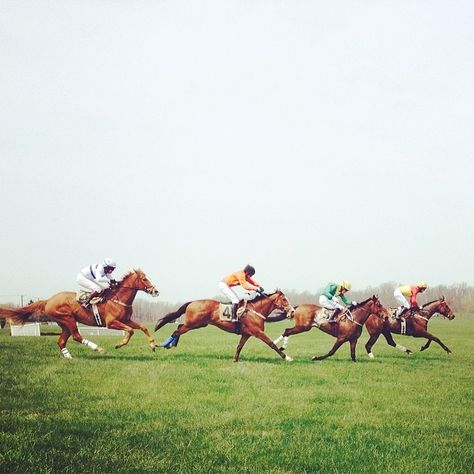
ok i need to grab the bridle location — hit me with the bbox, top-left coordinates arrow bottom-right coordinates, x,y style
345,298 -> 383,326
244,292 -> 295,320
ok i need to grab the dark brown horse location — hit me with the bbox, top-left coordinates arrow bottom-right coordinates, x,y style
0,269 -> 159,358
273,296 -> 388,361
154,290 -> 295,362
364,297 -> 455,358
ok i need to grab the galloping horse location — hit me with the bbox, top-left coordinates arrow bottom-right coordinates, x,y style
364,297 -> 455,358
0,269 -> 159,358
154,290 -> 296,362
273,296 -> 388,361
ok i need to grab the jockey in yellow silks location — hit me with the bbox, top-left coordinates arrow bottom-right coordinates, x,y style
393,281 -> 428,317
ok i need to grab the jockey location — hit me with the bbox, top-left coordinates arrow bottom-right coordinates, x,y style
76,258 -> 117,302
394,281 -> 428,318
319,281 -> 356,323
218,264 -> 264,321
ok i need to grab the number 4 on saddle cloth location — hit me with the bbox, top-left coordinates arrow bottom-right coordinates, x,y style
219,302 -> 246,322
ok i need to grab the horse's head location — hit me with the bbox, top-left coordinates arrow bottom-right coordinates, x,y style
123,269 -> 160,297
362,295 -> 388,319
272,289 -> 296,316
436,296 -> 455,320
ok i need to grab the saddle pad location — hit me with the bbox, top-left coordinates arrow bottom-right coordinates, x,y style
313,308 -> 334,327
219,303 -> 233,321
77,291 -> 89,304
219,303 -> 245,321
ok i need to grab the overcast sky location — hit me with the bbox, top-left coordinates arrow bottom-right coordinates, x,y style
1,1 -> 473,304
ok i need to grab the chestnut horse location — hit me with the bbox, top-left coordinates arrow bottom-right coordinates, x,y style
0,269 -> 159,358
364,297 -> 455,358
154,290 -> 295,362
273,296 -> 388,361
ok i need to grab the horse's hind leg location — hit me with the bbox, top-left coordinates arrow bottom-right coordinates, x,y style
383,330 -> 412,355
365,333 -> 380,359
274,326 -> 310,351
68,321 -> 105,354
126,319 -> 158,351
57,324 -> 72,358
312,337 -> 345,361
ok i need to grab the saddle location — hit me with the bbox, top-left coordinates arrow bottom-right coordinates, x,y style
312,308 -> 336,327
76,291 -> 104,307
391,307 -> 417,320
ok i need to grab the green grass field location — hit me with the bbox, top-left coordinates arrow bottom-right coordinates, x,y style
1,315 -> 473,473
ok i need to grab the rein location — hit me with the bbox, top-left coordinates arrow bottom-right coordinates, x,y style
344,299 -> 383,326
106,281 -> 155,309
243,294 -> 290,320
344,309 -> 363,326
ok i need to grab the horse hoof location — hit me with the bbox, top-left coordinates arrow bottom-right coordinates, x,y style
407,350 -> 412,355
285,356 -> 293,362
311,356 -> 319,361
368,352 -> 375,359
96,347 -> 105,353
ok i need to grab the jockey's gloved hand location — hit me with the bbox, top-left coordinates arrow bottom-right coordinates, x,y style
258,287 -> 265,293
109,279 -> 117,286
352,301 -> 357,306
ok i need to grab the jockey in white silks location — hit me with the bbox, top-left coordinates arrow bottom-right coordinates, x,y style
76,258 -> 117,298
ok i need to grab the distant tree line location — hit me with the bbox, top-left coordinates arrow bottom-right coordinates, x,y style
132,282 -> 474,322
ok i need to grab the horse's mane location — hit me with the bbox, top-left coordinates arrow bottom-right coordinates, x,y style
354,296 -> 374,307
251,291 -> 279,303
423,298 -> 443,307
102,269 -> 144,298
119,269 -> 144,281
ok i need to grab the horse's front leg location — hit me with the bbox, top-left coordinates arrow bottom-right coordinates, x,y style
234,334 -> 250,362
106,319 -> 134,349
312,337 -> 345,361
126,319 -> 159,351
415,331 -> 452,354
349,338 -> 357,362
254,330 -> 293,362
420,339 -> 432,351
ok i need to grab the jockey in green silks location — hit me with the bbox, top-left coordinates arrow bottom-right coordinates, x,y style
319,281 -> 356,323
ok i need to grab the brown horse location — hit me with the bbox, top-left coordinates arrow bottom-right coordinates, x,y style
273,296 -> 388,361
364,297 -> 455,358
0,269 -> 159,358
154,290 -> 296,362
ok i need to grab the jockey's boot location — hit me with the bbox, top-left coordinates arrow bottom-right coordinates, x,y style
231,303 -> 238,322
87,290 -> 103,306
328,309 -> 340,323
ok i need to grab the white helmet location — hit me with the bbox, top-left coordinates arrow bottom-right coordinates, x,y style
103,258 -> 116,268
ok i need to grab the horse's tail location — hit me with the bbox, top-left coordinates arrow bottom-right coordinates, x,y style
154,302 -> 191,332
0,300 -> 47,325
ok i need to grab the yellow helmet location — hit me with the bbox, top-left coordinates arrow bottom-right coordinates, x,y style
341,280 -> 352,291
417,280 -> 428,289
